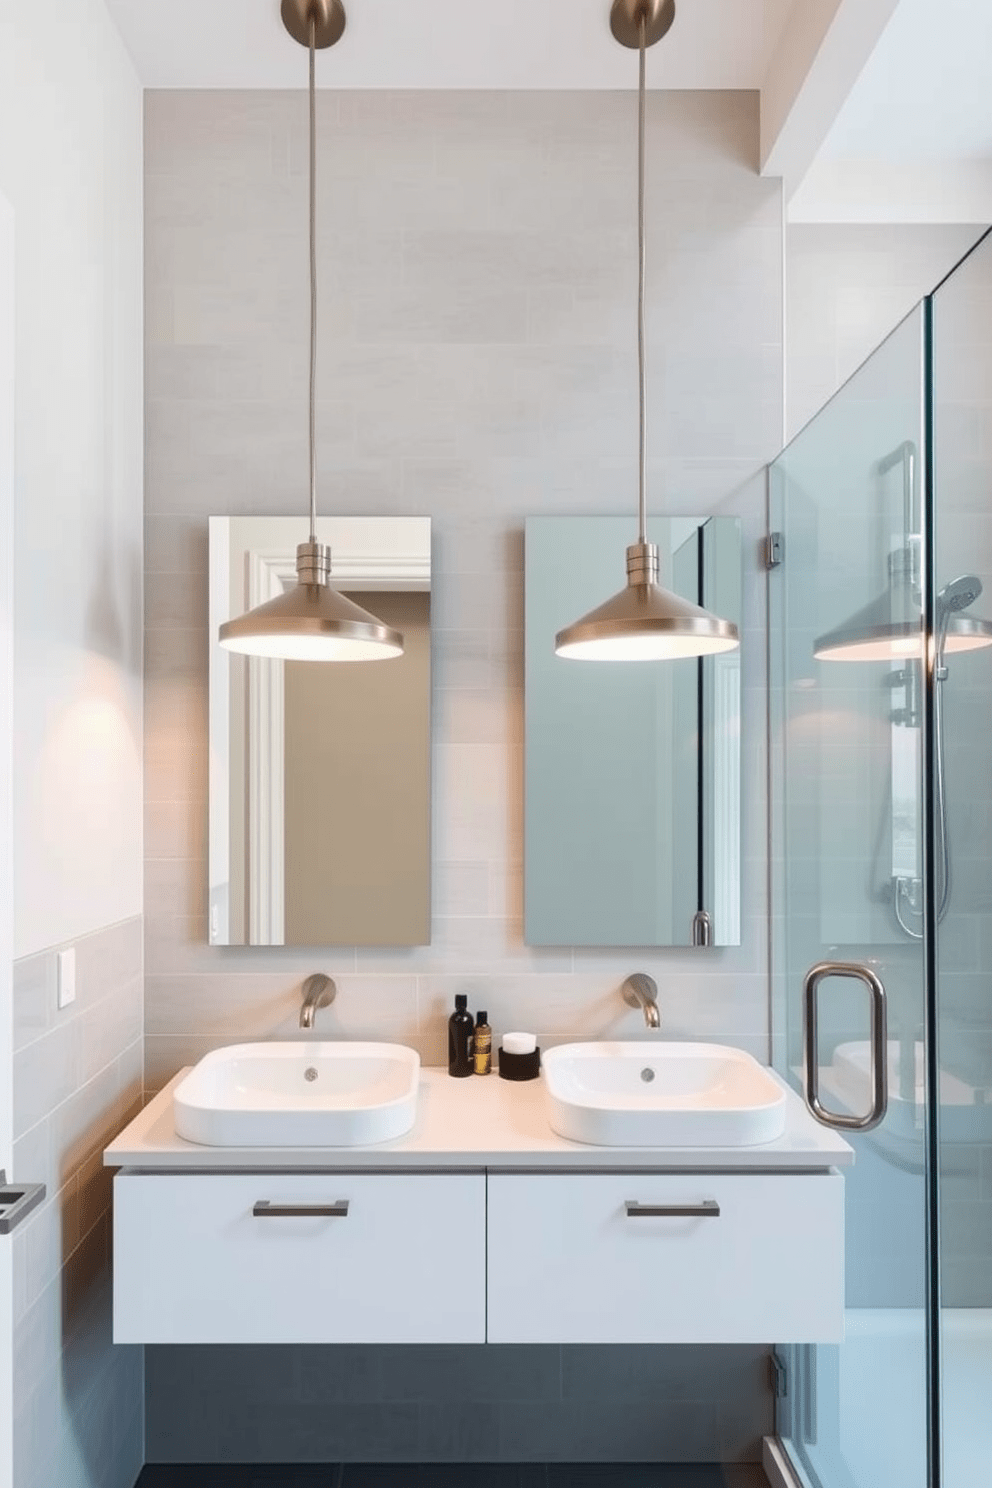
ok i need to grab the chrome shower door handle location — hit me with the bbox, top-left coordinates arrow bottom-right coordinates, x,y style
803,961 -> 888,1132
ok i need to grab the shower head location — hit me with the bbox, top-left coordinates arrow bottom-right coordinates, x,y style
935,573 -> 992,663
937,574 -> 983,614
816,564 -> 992,663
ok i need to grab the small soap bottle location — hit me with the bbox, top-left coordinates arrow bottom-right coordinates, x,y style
473,1011 -> 492,1076
448,993 -> 474,1078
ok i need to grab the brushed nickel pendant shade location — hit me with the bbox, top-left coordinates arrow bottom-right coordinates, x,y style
556,1 -> 739,663
219,1 -> 403,663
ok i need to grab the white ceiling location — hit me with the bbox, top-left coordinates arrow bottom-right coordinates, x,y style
822,0 -> 992,161
103,0 -> 795,91
103,0 -> 992,219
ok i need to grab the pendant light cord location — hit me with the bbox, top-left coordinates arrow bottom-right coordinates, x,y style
309,17 -> 318,545
637,15 -> 647,546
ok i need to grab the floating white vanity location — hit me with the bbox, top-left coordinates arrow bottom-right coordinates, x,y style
105,1056 -> 852,1350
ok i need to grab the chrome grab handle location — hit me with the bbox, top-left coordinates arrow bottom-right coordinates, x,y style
625,1200 -> 720,1219
252,1200 -> 350,1218
803,961 -> 888,1132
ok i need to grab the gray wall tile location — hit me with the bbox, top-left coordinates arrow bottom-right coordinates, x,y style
497,1399 -> 721,1463
146,1343 -> 767,1466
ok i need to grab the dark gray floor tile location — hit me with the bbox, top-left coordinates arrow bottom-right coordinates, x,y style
546,1469 -> 723,1488
135,1464 -> 766,1488
342,1469 -> 547,1488
545,1470 -> 769,1488
248,1473 -> 341,1487
137,1470 -> 342,1486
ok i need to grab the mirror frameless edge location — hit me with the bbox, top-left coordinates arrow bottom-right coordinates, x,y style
523,514 -> 743,949
208,515 -> 432,948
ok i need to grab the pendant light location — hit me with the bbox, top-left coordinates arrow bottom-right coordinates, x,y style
555,0 -> 739,662
219,0 -> 403,663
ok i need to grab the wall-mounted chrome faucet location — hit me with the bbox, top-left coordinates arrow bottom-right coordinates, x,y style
299,973 -> 336,1029
621,973 -> 661,1029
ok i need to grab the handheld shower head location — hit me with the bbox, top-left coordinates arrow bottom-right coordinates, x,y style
937,574 -> 983,614
935,574 -> 991,664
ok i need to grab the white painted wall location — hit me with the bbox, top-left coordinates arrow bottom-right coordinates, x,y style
0,0 -> 144,957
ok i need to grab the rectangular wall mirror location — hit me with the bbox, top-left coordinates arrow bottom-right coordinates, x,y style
209,516 -> 431,947
525,515 -> 741,947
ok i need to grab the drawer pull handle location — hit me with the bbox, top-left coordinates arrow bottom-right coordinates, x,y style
252,1200 -> 350,1218
625,1200 -> 720,1219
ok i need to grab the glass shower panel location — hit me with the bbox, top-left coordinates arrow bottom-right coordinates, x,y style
931,227 -> 992,1488
769,307 -> 931,1488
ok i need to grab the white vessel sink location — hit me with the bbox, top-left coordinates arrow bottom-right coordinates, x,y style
173,1042 -> 420,1148
542,1041 -> 787,1147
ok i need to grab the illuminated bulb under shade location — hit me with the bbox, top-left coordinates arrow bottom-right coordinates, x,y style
219,542 -> 403,662
220,630 -> 404,663
815,619 -> 992,663
814,546 -> 992,662
556,627 -> 739,661
555,543 -> 739,661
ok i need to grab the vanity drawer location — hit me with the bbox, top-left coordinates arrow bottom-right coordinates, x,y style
114,1171 -> 486,1344
486,1171 -> 843,1344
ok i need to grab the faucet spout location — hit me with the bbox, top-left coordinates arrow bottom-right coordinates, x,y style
621,973 -> 661,1029
300,973 -> 336,1029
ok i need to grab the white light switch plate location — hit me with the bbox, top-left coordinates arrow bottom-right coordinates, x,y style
57,948 -> 76,1009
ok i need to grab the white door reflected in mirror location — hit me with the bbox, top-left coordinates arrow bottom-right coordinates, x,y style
209,516 -> 431,947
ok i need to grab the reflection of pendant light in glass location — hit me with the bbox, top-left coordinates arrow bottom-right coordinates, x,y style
814,553 -> 992,662
814,541 -> 925,663
814,443 -> 992,662
555,0 -> 739,662
219,0 -> 403,663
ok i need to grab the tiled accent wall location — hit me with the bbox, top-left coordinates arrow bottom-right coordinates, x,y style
11,916 -> 144,1488
144,88 -> 779,1082
145,1344 -> 772,1465
144,88 -> 782,1463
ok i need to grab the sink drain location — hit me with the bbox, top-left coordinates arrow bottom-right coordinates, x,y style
640,1067 -> 655,1083
304,1067 -> 318,1082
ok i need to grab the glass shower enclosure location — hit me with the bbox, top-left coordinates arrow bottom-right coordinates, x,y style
768,227 -> 992,1488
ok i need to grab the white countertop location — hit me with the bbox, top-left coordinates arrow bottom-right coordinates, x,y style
104,1065 -> 854,1172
